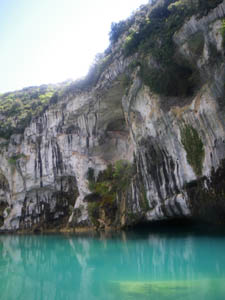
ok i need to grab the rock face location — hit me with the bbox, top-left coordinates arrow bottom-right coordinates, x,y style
0,0 -> 225,231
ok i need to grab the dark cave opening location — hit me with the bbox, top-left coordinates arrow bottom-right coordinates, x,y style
128,218 -> 225,237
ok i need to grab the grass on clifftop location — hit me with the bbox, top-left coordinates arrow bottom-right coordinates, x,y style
0,82 -> 73,139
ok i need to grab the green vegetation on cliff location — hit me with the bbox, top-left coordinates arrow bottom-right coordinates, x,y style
86,160 -> 134,227
181,125 -> 205,177
0,80 -> 74,139
110,0 -> 222,96
122,0 -> 223,58
69,0 -> 222,98
7,154 -> 26,166
0,85 -> 56,139
220,19 -> 225,48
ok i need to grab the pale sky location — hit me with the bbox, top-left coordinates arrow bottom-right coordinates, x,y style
0,0 -> 148,93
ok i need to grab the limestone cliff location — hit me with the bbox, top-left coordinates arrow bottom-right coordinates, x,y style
0,0 -> 225,232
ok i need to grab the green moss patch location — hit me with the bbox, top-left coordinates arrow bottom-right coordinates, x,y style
7,154 -> 27,166
220,19 -> 225,49
181,125 -> 205,177
86,161 -> 135,227
188,32 -> 205,56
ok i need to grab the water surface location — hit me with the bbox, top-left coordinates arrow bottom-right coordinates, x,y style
1,226 -> 225,300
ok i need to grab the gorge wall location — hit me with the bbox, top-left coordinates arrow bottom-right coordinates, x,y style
0,0 -> 225,232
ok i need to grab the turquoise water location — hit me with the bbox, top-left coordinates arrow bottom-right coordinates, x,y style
1,228 -> 225,300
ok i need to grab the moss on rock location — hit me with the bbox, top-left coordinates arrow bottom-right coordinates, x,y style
220,19 -> 225,49
86,160 -> 135,228
181,125 -> 205,177
188,32 -> 205,56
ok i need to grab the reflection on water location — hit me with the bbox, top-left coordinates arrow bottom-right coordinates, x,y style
0,230 -> 225,300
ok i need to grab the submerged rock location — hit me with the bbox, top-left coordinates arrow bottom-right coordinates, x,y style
109,279 -> 225,299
